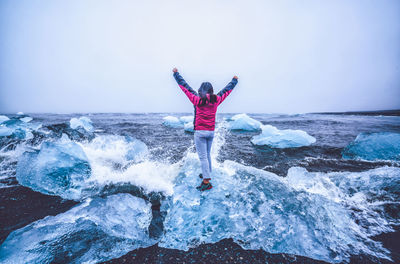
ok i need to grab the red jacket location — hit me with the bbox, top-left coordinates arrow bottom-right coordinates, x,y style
174,72 -> 238,131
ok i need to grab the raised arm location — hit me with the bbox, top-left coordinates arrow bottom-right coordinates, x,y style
173,68 -> 200,105
217,76 -> 238,105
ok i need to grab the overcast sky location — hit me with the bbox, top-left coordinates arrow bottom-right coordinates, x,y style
0,0 -> 399,114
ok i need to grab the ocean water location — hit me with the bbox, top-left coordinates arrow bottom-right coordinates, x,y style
0,112 -> 399,263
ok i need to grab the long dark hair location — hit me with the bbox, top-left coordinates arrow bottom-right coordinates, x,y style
198,82 -> 217,106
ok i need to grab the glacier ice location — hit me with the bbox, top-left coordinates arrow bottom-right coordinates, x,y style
16,135 -> 91,200
77,134 -> 177,195
19,116 -> 33,123
80,135 -> 149,166
16,132 -> 173,199
0,115 -> 9,124
70,116 -> 94,132
342,132 -> 400,161
163,116 -> 183,128
0,126 -> 13,137
163,115 -> 194,131
180,115 -> 194,123
0,117 -> 42,139
125,137 -> 149,162
251,125 -> 316,148
285,166 -> 400,235
184,122 -> 194,133
227,113 -> 262,131
159,154 -> 392,263
0,194 -> 154,264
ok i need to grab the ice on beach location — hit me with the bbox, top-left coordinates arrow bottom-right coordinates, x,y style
0,127 -> 13,137
125,137 -> 149,162
179,115 -> 194,123
0,117 -> 41,139
163,116 -> 183,128
251,124 -> 316,148
184,122 -> 194,133
16,135 -> 91,200
342,132 -> 400,161
81,135 -> 149,166
19,116 -> 33,123
227,113 -> 262,131
0,194 -> 154,264
0,115 -> 9,124
163,115 -> 194,132
79,134 -> 176,196
70,116 -> 94,132
159,154 -> 394,263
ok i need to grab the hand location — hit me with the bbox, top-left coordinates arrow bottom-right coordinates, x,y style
233,75 -> 238,79
173,67 -> 178,73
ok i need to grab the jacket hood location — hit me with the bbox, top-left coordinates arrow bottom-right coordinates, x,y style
198,82 -> 214,97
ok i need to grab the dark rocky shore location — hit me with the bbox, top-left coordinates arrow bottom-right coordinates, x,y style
1,185 -> 399,264
103,238 -> 329,264
103,236 -> 399,264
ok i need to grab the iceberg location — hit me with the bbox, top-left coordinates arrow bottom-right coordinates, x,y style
179,115 -> 194,123
46,123 -> 94,142
162,116 -> 183,128
0,115 -> 9,124
126,137 -> 149,162
0,117 -> 42,139
342,132 -> 400,161
79,134 -> 176,196
227,113 -> 262,131
0,126 -> 13,137
16,135 -> 91,200
163,115 -> 194,131
251,125 -> 316,148
70,116 -> 94,132
20,116 -> 33,123
0,194 -> 154,264
81,135 -> 149,166
159,155 -> 393,263
184,122 -> 194,133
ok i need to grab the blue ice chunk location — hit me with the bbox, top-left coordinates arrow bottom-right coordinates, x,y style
285,166 -> 400,238
125,136 -> 149,162
0,117 -> 41,139
227,113 -> 262,131
0,194 -> 154,264
179,116 -> 194,123
163,116 -> 183,128
70,116 -> 94,132
342,132 -> 400,161
2,118 -> 25,128
0,115 -> 9,124
163,115 -> 194,132
16,136 -> 91,200
0,126 -> 13,137
20,116 -> 33,123
184,122 -> 194,133
82,135 -> 149,165
251,125 -> 316,148
159,155 -> 392,263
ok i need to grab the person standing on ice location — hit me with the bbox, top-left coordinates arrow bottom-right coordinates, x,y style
172,67 -> 238,191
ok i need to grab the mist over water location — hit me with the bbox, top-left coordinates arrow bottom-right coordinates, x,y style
1,0 -> 400,114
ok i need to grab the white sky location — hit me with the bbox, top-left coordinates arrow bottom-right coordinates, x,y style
0,0 -> 399,114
